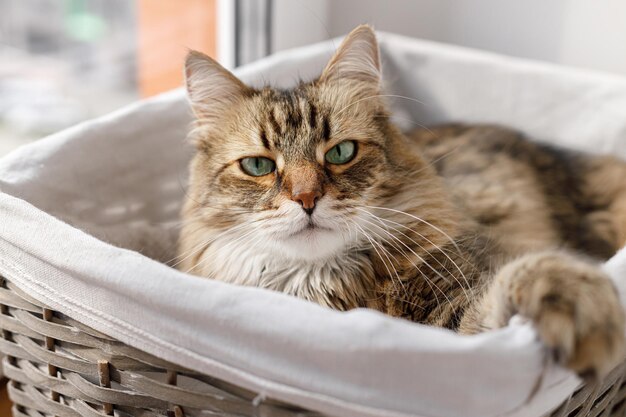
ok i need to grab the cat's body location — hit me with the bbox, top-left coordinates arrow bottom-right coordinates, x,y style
387,124 -> 626,332
179,26 -> 626,377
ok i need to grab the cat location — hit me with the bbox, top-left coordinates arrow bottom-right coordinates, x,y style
178,25 -> 626,378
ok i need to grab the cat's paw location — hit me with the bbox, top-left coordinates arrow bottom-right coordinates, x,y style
505,253 -> 625,378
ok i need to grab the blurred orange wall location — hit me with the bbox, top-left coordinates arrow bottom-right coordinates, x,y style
137,0 -> 217,97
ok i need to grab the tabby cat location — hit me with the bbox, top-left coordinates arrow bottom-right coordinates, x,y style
178,25 -> 626,378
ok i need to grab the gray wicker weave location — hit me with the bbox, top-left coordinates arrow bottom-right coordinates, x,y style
0,275 -> 624,417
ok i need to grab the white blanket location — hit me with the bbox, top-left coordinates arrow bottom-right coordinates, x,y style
1,32 -> 626,417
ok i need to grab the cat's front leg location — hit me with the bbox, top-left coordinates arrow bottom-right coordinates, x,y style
462,251 -> 625,378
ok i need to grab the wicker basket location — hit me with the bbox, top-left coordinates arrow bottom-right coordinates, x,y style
0,275 -> 624,417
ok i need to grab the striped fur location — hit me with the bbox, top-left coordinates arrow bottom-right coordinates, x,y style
179,25 -> 626,378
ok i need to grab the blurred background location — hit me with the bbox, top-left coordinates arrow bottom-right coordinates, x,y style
2,0 -> 626,156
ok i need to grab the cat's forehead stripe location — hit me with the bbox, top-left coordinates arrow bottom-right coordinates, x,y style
308,102 -> 317,129
322,116 -> 331,141
258,90 -> 336,154
259,127 -> 270,150
268,108 -> 282,136
284,97 -> 303,131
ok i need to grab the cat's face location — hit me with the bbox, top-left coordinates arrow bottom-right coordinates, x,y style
197,87 -> 394,260
183,26 -> 427,263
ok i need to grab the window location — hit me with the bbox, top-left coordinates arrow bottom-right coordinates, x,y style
0,0 -> 221,154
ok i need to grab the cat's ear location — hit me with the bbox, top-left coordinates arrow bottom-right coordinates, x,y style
319,25 -> 381,89
184,50 -> 249,121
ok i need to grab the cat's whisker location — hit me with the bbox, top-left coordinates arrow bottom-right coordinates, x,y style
372,114 -> 443,141
184,222 -> 264,274
352,223 -> 397,284
363,205 -> 462,254
357,215 -> 450,311
341,218 -> 363,258
359,208 -> 473,304
360,223 -> 404,281
408,145 -> 462,178
357,220 -> 425,309
343,216 -> 369,253
359,210 -> 470,288
336,94 -> 429,117
170,223 -> 249,268
339,218 -> 353,247
171,218 -> 265,268
362,206 -> 475,298
200,204 -> 258,214
220,222 -> 269,253
352,228 -> 403,306
250,238 -> 269,255
170,222 -> 243,264
380,216 -> 472,291
375,114 -> 429,129
358,222 -> 430,311
359,222 -> 423,308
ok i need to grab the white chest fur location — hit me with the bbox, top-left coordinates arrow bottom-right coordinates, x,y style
197,240 -> 376,309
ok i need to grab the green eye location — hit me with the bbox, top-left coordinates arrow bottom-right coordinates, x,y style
325,141 -> 356,164
240,157 -> 276,176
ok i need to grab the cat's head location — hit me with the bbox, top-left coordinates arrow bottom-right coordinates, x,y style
183,26 -> 446,264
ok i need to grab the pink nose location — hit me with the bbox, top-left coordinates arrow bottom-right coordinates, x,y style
291,190 -> 322,214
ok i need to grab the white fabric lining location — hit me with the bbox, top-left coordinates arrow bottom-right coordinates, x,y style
1,32 -> 625,417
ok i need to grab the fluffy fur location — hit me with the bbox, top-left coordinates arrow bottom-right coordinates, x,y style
178,25 -> 626,378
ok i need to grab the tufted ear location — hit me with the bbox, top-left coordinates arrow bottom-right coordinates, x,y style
319,25 -> 381,89
184,50 -> 249,122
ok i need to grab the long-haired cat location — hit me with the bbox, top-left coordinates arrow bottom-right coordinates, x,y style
178,25 -> 626,378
